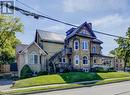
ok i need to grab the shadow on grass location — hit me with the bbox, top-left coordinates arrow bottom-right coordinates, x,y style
59,72 -> 103,83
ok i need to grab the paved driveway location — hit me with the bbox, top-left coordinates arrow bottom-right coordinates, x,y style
0,79 -> 13,91
30,81 -> 130,95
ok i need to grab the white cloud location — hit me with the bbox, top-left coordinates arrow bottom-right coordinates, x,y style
91,14 -> 130,54
63,0 -> 128,12
92,14 -> 130,36
44,24 -> 70,34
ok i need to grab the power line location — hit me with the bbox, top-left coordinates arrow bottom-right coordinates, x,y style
3,1 -> 125,38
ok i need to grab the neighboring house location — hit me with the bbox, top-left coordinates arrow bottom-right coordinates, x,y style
16,22 -> 124,77
16,42 -> 47,77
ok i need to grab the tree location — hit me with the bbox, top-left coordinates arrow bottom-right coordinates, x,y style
0,15 -> 23,64
110,27 -> 130,71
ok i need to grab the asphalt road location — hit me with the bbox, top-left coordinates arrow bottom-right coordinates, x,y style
29,81 -> 130,95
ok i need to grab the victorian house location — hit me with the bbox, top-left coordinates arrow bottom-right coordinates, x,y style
16,22 -> 124,77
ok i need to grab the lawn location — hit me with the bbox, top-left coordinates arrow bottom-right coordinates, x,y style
13,72 -> 130,88
5,77 -> 130,95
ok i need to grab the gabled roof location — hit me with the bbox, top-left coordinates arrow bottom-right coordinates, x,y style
92,38 -> 103,44
66,22 -> 96,39
17,42 -> 47,55
36,29 -> 66,43
16,44 -> 28,53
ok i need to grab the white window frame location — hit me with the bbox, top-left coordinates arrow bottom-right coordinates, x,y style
74,40 -> 79,50
74,55 -> 80,65
83,56 -> 88,64
29,51 -> 38,64
93,46 -> 96,53
62,58 -> 66,63
82,40 -> 88,50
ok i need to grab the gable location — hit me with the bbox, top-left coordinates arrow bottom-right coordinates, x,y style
20,42 -> 47,55
75,22 -> 96,38
66,22 -> 96,40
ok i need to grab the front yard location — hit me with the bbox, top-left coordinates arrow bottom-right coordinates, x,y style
13,72 -> 130,88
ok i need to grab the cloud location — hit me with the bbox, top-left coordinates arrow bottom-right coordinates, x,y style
92,14 -> 130,36
91,14 -> 130,54
44,24 -> 70,34
63,0 -> 128,12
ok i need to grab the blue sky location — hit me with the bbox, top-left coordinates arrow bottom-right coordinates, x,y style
15,0 -> 130,55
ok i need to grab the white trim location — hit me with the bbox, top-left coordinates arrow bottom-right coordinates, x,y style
20,42 -> 46,55
74,40 -> 79,51
74,55 -> 80,65
29,51 -> 39,64
82,40 -> 88,50
83,56 -> 88,64
92,46 -> 96,53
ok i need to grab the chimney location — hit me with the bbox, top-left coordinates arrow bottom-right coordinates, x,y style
88,23 -> 92,29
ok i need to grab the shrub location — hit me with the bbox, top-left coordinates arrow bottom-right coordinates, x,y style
92,67 -> 108,72
20,65 -> 33,79
37,71 -> 48,76
108,67 -> 116,72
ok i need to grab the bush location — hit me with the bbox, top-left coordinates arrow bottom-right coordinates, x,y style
92,67 -> 107,72
20,65 -> 33,79
37,71 -> 48,76
108,67 -> 116,72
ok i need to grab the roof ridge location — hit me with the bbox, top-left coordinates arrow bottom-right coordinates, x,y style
36,29 -> 65,35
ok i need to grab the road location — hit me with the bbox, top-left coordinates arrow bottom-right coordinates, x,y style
29,81 -> 130,95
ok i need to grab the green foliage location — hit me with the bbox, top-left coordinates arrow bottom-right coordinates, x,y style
20,65 -> 33,79
13,72 -> 130,88
110,27 -> 130,70
37,71 -> 48,76
92,67 -> 108,72
0,15 -> 23,64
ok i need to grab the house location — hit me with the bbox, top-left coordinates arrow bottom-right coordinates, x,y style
16,22 -> 124,77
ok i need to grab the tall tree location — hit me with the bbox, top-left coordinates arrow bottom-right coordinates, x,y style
110,27 -> 130,71
0,15 -> 23,64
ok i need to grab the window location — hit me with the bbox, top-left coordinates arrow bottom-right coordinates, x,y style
93,46 -> 96,53
29,52 -> 38,64
74,40 -> 79,50
83,56 -> 88,64
82,40 -> 88,50
94,59 -> 96,63
59,58 -> 62,62
74,55 -> 79,64
82,29 -> 87,34
62,58 -> 66,63
59,58 -> 66,63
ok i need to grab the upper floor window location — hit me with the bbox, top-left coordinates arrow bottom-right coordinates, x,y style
29,52 -> 38,64
82,40 -> 88,50
74,40 -> 79,50
82,29 -> 87,34
92,46 -> 96,53
83,56 -> 88,64
59,58 -> 66,63
74,55 -> 79,64
62,58 -> 66,63
94,59 -> 96,64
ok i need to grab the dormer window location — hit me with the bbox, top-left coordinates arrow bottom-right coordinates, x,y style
74,40 -> 79,50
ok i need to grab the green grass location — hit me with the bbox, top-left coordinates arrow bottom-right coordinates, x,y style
4,77 -> 130,95
13,72 -> 130,88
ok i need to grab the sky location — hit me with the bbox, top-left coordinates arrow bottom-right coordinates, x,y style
14,0 -> 130,55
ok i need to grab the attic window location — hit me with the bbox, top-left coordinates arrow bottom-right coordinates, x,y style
81,29 -> 88,35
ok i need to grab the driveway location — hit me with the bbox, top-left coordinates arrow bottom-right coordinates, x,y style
0,79 -> 13,91
29,81 -> 130,95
